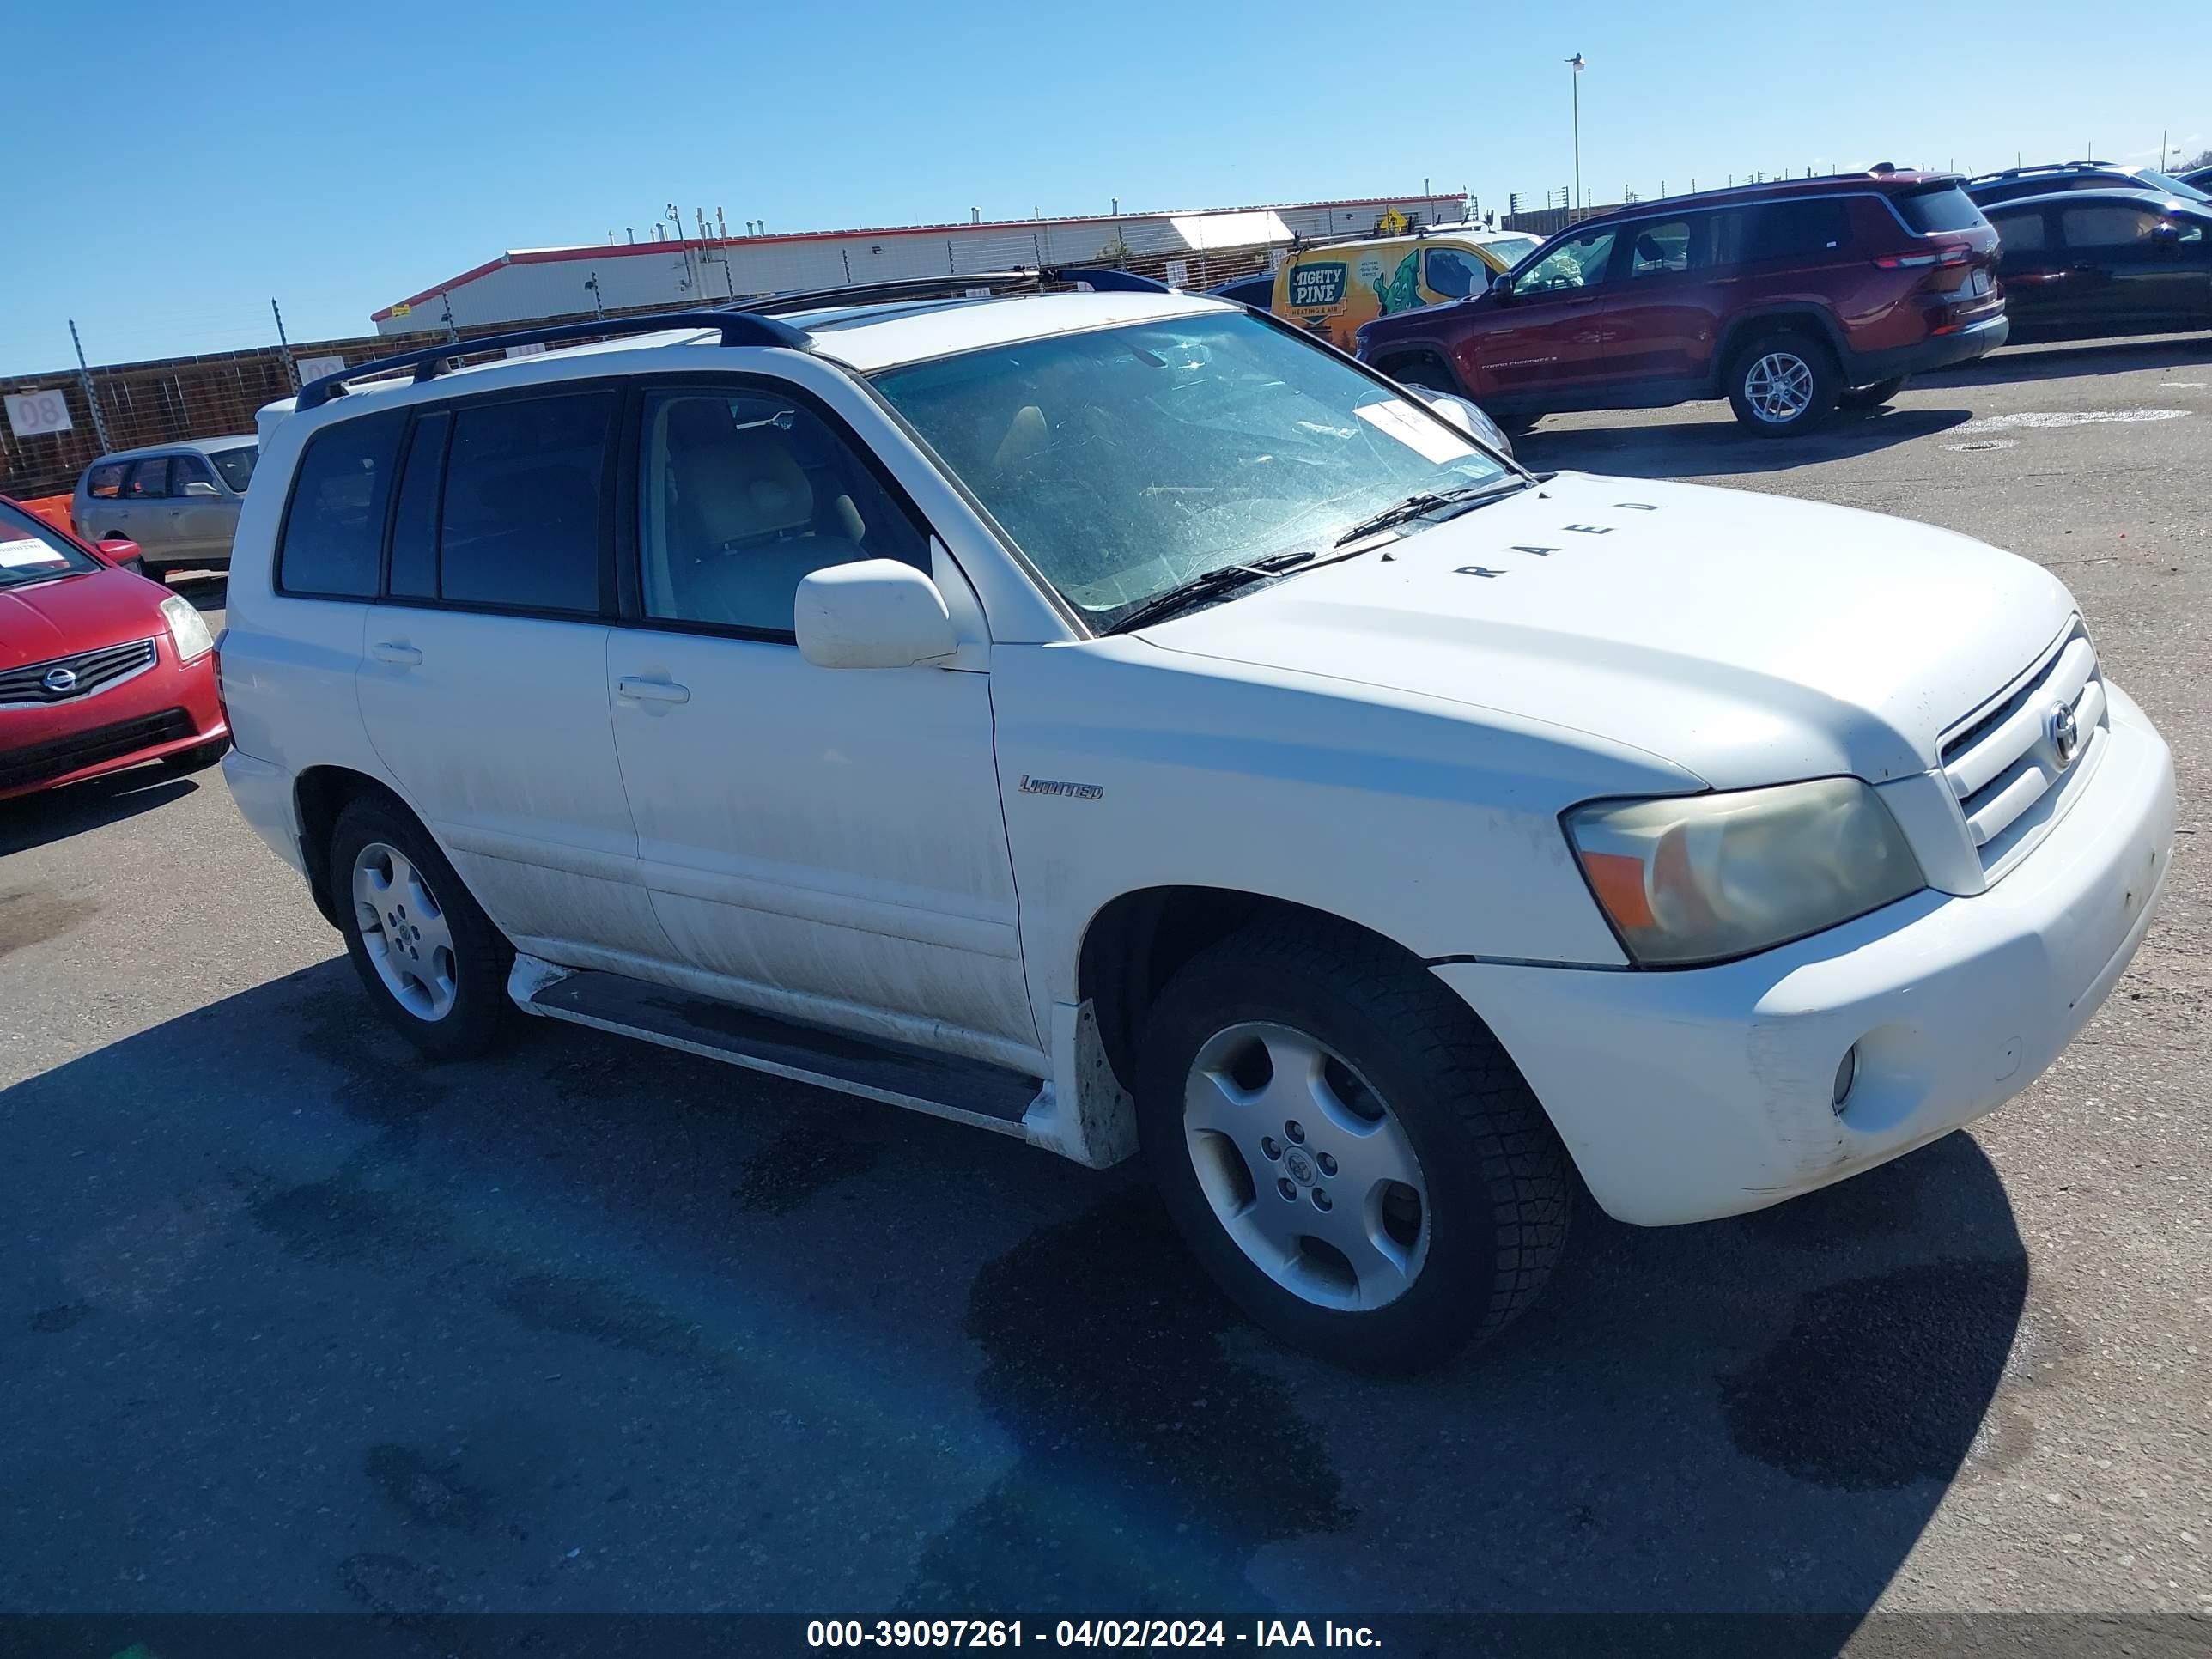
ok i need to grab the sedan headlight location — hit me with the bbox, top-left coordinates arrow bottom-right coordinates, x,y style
160,593 -> 214,663
1565,778 -> 1925,967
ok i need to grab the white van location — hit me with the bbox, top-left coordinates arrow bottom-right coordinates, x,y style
222,276 -> 2173,1370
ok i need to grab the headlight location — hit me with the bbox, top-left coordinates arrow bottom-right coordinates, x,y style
1565,778 -> 1925,967
160,593 -> 214,663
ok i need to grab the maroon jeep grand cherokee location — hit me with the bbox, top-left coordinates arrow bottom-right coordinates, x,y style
1356,171 -> 2007,436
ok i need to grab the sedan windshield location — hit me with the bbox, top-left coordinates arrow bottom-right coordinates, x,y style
0,503 -> 100,589
872,310 -> 1514,629
210,443 -> 258,491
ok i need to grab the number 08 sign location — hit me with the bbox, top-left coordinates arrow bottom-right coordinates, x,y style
4,390 -> 75,439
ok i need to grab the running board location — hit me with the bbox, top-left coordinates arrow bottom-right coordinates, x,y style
517,964 -> 1043,1137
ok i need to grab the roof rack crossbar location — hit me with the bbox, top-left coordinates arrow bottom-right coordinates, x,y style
294,310 -> 811,410
734,265 -> 1170,316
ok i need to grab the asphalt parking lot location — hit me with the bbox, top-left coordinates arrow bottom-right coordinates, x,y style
3,332 -> 2207,1636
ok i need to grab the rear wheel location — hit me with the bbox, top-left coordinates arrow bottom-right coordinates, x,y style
1136,918 -> 1572,1373
1726,331 -> 1839,435
1838,374 -> 1908,410
331,797 -> 514,1060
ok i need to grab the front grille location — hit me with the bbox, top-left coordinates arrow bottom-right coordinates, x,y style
1939,621 -> 2106,872
0,708 -> 194,792
0,637 -> 158,705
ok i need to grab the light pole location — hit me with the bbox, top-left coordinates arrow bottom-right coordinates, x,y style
1566,53 -> 1585,215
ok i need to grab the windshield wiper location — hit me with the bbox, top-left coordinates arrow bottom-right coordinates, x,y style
1334,477 -> 1532,547
1103,550 -> 1316,635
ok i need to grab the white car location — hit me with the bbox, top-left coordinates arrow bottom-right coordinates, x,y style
220,273 -> 2174,1372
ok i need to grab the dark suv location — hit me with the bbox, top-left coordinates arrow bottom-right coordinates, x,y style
1966,161 -> 2211,209
1355,172 -> 2008,436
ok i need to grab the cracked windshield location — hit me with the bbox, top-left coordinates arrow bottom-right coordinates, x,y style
873,311 -> 1514,628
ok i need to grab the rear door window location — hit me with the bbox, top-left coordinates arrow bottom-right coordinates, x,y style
1625,217 -> 1703,276
387,411 -> 451,602
436,390 -> 615,614
1719,198 -> 1851,264
1896,185 -> 1989,234
276,410 -> 408,598
124,458 -> 172,500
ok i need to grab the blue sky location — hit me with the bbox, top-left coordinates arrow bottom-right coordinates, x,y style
2,0 -> 2200,375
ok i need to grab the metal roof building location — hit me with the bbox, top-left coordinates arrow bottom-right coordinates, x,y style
372,193 -> 1466,334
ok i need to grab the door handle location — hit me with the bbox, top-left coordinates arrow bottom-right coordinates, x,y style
616,676 -> 690,704
369,641 -> 422,665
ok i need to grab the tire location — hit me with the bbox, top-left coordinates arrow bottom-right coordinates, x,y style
157,736 -> 230,776
1382,356 -> 1458,393
1135,917 -> 1572,1373
1725,330 -> 1839,435
330,795 -> 515,1060
1838,374 -> 1908,410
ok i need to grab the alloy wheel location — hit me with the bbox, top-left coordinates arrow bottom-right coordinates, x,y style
1742,351 -> 1817,423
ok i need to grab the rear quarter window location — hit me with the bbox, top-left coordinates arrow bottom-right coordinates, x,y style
1897,186 -> 1989,234
84,462 -> 126,499
276,410 -> 409,598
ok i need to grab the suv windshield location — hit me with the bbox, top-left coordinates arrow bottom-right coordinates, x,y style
0,503 -> 100,589
872,310 -> 1514,628
1897,185 -> 1990,234
210,444 -> 259,491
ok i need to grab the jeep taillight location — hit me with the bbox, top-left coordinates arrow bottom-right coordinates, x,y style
1875,243 -> 1972,270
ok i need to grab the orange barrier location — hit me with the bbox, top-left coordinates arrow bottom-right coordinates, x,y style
14,494 -> 76,535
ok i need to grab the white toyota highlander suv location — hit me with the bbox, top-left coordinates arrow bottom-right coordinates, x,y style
220,272 -> 2174,1371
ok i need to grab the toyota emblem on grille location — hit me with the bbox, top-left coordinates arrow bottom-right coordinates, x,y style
2047,702 -> 2081,768
41,667 -> 77,694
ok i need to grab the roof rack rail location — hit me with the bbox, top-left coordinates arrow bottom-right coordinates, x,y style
734,265 -> 1170,317
294,310 -> 811,411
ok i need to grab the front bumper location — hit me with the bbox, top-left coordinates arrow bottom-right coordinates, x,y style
1436,684 -> 2174,1226
0,639 -> 227,801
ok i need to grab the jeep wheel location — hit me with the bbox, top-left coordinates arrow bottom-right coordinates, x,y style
1839,375 -> 1908,410
331,797 -> 514,1060
1136,918 -> 1571,1373
1727,331 -> 1838,435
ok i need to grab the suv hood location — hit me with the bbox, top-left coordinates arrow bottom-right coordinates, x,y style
1141,473 -> 2075,789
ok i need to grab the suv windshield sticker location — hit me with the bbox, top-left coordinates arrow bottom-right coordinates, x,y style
1289,263 -> 1348,309
1354,399 -> 1477,465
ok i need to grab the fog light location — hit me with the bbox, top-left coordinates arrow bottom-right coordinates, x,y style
1832,1046 -> 1858,1113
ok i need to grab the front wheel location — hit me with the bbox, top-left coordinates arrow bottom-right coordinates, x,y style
1726,331 -> 1838,435
1136,919 -> 1572,1373
331,797 -> 514,1060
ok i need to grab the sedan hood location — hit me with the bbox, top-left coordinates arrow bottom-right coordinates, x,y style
1142,473 -> 2075,788
0,568 -> 166,670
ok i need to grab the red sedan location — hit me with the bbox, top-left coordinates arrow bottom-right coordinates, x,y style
0,493 -> 228,801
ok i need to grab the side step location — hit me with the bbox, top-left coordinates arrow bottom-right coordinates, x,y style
520,967 -> 1044,1136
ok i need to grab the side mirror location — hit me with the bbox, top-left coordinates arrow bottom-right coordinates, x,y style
795,559 -> 960,670
94,534 -> 148,576
182,479 -> 222,497
1486,274 -> 1512,302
